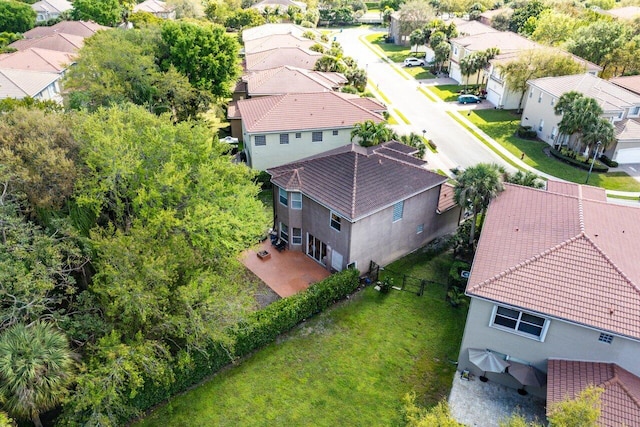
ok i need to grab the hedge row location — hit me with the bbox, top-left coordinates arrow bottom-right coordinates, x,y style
130,268 -> 361,415
549,148 -> 609,173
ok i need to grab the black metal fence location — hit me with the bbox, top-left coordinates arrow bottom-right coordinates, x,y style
367,261 -> 443,296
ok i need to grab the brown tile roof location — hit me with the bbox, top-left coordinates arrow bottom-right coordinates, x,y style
453,30 -> 538,54
9,33 -> 85,53
267,142 -> 446,220
528,74 -> 640,113
611,75 -> 640,96
614,118 -> 640,141
466,183 -> 640,340
242,66 -> 346,96
244,47 -> 321,71
0,48 -> 74,73
235,91 -> 384,133
437,182 -> 457,213
547,359 -> 640,427
451,17 -> 500,36
23,21 -> 108,39
244,34 -> 316,53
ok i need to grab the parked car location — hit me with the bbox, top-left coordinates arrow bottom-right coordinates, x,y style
458,94 -> 482,104
404,57 -> 425,67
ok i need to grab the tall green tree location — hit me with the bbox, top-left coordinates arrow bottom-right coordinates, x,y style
509,0 -> 547,34
454,163 -> 504,246
0,1 -> 36,33
504,170 -> 545,188
566,20 -> 626,68
350,120 -> 397,146
582,117 -> 615,160
71,0 -> 123,26
0,322 -> 76,427
555,93 -> 603,153
531,10 -> 577,46
547,386 -> 603,427
159,21 -> 240,97
409,28 -> 425,54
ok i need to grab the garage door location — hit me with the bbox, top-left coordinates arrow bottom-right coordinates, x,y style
614,147 -> 640,164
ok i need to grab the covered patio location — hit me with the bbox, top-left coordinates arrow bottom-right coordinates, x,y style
240,240 -> 331,297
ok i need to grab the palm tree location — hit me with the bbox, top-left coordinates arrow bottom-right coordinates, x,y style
582,117 -> 615,160
399,133 -> 426,158
459,55 -> 477,91
0,322 -> 76,427
504,170 -> 545,188
454,163 -> 504,246
555,93 -> 603,153
350,120 -> 397,147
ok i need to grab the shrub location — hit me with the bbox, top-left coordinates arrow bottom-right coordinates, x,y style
254,170 -> 272,189
516,125 -> 537,139
428,139 -> 437,150
550,148 -> 609,172
599,155 -> 618,168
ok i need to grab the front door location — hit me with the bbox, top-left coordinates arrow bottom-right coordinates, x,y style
307,233 -> 327,265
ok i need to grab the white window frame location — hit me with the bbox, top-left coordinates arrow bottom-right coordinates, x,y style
291,192 -> 302,209
255,135 -> 266,146
528,89 -> 533,98
312,131 -> 323,142
279,187 -> 288,206
332,130 -> 339,136
490,305 -> 550,341
292,227 -> 302,245
295,132 -> 302,138
538,119 -> 544,132
598,332 -> 614,344
279,133 -> 289,145
280,223 -> 289,242
392,201 -> 404,222
330,211 -> 341,231
631,106 -> 640,117
538,93 -> 543,103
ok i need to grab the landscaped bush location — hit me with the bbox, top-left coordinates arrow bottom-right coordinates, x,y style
131,269 -> 360,416
254,170 -> 272,190
550,148 -> 609,173
599,154 -> 619,168
516,125 -> 537,139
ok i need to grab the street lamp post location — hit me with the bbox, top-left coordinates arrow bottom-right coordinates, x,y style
585,141 -> 603,185
422,129 -> 426,140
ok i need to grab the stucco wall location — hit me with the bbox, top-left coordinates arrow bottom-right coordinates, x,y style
520,87 -> 561,146
246,128 -> 352,171
458,298 -> 640,397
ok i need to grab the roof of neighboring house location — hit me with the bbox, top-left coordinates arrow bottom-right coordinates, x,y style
479,7 -> 511,20
528,74 -> 640,113
0,48 -> 74,73
9,32 -> 84,53
451,18 -> 500,37
242,23 -> 317,42
610,75 -> 640,96
547,359 -> 640,427
244,33 -> 316,54
32,0 -> 72,14
0,68 -> 60,99
244,47 -> 321,71
604,6 -> 640,20
615,118 -> 640,141
251,0 -> 306,12
23,21 -> 109,39
466,182 -> 640,340
133,0 -> 175,14
267,142 -> 447,221
242,66 -> 346,96
437,182 -> 457,213
234,91 -> 385,133
336,92 -> 386,112
452,30 -> 538,54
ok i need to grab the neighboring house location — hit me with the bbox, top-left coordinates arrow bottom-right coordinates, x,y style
244,47 -> 322,72
244,33 -> 317,54
31,0 -> 72,22
0,48 -> 75,74
457,181 -> 640,404
251,0 -> 307,13
233,66 -> 347,100
0,68 -> 62,102
9,33 -> 85,53
242,23 -> 318,44
611,75 -> 640,96
521,73 -> 640,163
478,8 -> 510,26
388,11 -> 430,45
266,142 -> 461,272
23,20 -> 109,39
132,0 -> 176,19
228,91 -> 385,170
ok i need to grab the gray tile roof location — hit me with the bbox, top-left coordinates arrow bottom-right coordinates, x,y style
267,142 -> 446,221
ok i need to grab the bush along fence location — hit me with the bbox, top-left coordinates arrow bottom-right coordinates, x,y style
550,148 -> 609,173
130,269 -> 361,417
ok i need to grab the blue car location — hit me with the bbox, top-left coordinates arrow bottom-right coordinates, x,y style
458,94 -> 482,104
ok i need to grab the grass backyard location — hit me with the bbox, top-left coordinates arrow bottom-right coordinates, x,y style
136,251 -> 467,427
467,109 -> 640,192
430,84 -> 481,102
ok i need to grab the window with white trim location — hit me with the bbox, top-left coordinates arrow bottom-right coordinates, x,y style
538,93 -> 543,103
538,119 -> 544,132
631,106 -> 640,116
417,224 -> 424,234
550,126 -> 557,140
332,130 -> 339,136
291,192 -> 302,209
292,227 -> 302,245
255,135 -> 266,146
393,201 -> 404,222
551,98 -> 555,106
529,89 -> 533,98
280,134 -> 289,144
598,332 -> 614,344
280,223 -> 289,242
330,212 -> 341,231
491,305 -> 548,340
296,132 -> 302,138
279,188 -> 288,206
312,131 -> 323,142
454,47 -> 458,55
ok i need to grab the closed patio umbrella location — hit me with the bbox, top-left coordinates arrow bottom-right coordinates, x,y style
507,361 -> 546,395
468,348 -> 510,382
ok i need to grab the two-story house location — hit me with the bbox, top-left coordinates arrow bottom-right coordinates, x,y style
521,73 -> 640,163
242,23 -> 319,45
457,181 -> 640,415
31,0 -> 72,22
0,68 -> 63,102
132,0 -> 177,19
266,142 -> 461,272
228,91 -> 385,170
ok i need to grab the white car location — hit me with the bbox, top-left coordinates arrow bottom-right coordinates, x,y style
403,57 -> 425,67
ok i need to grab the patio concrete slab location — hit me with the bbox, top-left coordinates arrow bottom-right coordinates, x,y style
240,240 -> 330,298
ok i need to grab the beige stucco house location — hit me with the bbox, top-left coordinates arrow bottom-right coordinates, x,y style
267,142 -> 460,272
457,181 -> 640,422
132,0 -> 176,19
521,73 -> 640,163
0,68 -> 62,102
31,0 -> 72,22
242,23 -> 319,44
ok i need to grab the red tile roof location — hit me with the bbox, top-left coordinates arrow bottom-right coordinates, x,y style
9,33 -> 84,53
244,47 -> 321,71
267,142 -> 446,220
242,66 -> 346,96
23,20 -> 108,39
244,34 -> 316,53
235,92 -> 384,133
466,183 -> 640,340
547,359 -> 640,427
0,48 -> 74,73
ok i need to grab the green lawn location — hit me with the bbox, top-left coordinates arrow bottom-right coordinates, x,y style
404,66 -> 435,80
136,252 -> 467,427
467,110 -> 640,191
365,33 -> 422,63
429,84 -> 482,102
